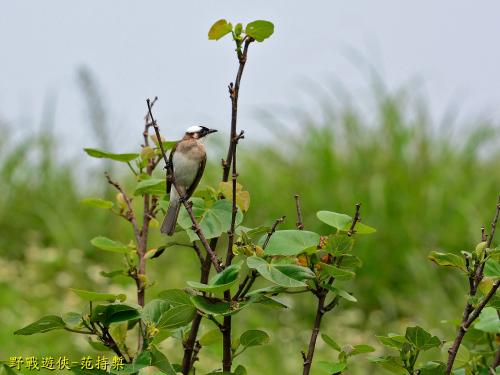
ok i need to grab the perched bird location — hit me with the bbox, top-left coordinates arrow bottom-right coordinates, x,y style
161,125 -> 217,235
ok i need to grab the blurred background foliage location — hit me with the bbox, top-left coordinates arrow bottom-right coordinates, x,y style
1,70 -> 499,374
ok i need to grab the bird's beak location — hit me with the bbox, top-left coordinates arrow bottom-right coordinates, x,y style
207,128 -> 218,134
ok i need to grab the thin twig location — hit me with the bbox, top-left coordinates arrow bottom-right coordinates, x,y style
263,216 -> 286,249
104,172 -> 140,242
347,203 -> 361,237
146,98 -> 222,273
222,38 -> 252,182
302,290 -> 327,375
225,131 -> 244,267
295,194 -> 304,230
143,96 -> 158,147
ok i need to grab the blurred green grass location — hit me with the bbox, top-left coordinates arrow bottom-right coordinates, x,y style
1,79 -> 499,374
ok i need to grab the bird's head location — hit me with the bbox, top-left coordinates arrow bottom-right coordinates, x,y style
185,125 -> 218,139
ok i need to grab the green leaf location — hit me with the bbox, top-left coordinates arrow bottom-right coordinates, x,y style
351,344 -> 375,355
324,234 -> 354,255
245,20 -> 274,42
484,259 -> 500,278
134,178 -> 166,196
261,230 -> 320,256
158,289 -> 193,306
190,296 -> 245,316
80,198 -> 113,209
317,211 -> 376,234
405,326 -> 441,351
150,345 -> 176,375
187,263 -> 241,293
112,350 -> 151,374
177,198 -> 243,242
321,333 -> 341,351
234,365 -> 247,375
428,251 -> 467,273
247,256 -> 315,288
199,328 -> 222,346
376,334 -> 407,350
370,356 -> 407,374
70,288 -> 126,302
338,254 -> 362,269
317,361 -> 347,373
474,307 -> 500,333
208,19 -> 233,40
14,315 -> 65,335
90,236 -> 132,254
88,337 -> 111,351
142,299 -> 170,326
328,286 -> 357,303
419,361 -> 446,375
157,305 -> 196,329
91,304 -> 140,326
83,148 -> 139,162
320,263 -> 355,280
2,365 -> 18,375
62,312 -> 82,326
240,329 -> 270,347
192,296 -> 230,315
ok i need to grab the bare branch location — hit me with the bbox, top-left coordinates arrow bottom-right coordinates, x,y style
104,172 -> 140,244
295,194 -> 305,230
262,216 -> 286,249
347,203 -> 361,237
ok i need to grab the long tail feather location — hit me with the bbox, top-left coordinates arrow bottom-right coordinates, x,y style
161,198 -> 181,236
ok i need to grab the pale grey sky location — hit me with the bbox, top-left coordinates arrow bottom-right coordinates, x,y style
1,1 -> 499,154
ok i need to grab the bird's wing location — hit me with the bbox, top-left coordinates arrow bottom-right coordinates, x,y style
166,141 -> 178,194
186,153 -> 207,198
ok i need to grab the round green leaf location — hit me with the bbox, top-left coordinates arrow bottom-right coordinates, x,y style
475,307 -> 500,333
158,289 -> 193,306
317,211 -> 376,234
245,20 -> 274,42
484,259 -> 500,278
240,329 -> 270,347
317,361 -> 347,374
320,263 -> 355,280
405,326 -> 441,351
142,299 -> 170,326
134,178 -> 166,196
199,328 -> 222,346
187,263 -> 241,293
157,305 -> 196,329
261,230 -> 320,256
91,303 -> 140,326
80,198 -> 113,209
208,19 -> 233,40
178,198 -> 243,241
90,236 -> 132,254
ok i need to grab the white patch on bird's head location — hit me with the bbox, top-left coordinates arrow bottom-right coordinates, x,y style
186,125 -> 203,134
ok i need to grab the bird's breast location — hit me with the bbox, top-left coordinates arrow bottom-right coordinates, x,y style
172,151 -> 201,186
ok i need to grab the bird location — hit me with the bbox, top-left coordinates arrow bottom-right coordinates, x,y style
161,125 -> 218,235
